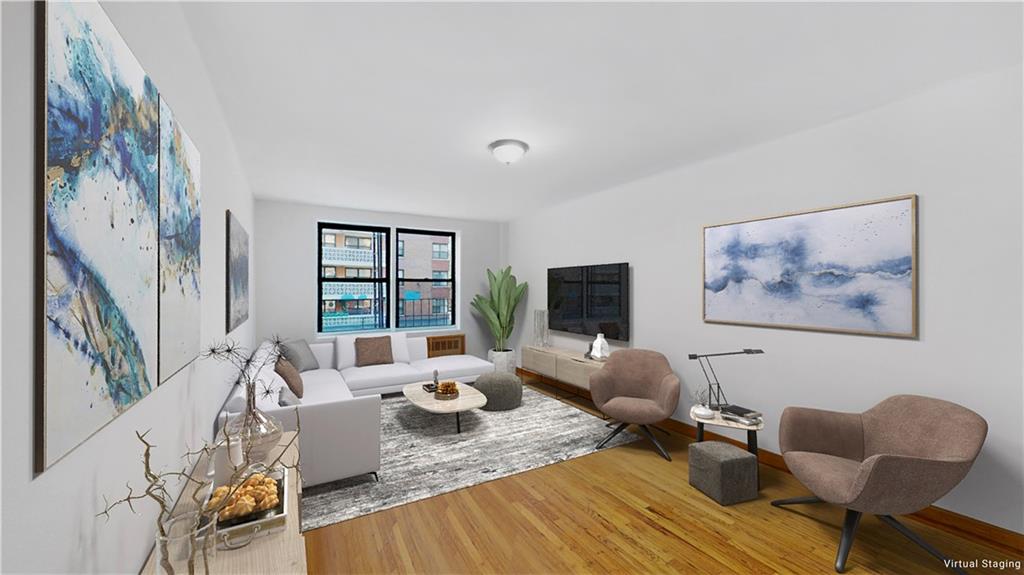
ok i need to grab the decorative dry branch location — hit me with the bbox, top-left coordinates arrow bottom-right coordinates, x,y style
99,338 -> 301,575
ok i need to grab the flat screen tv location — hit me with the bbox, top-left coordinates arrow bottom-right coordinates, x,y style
548,263 -> 630,341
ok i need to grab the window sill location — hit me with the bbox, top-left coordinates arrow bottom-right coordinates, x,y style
316,324 -> 461,339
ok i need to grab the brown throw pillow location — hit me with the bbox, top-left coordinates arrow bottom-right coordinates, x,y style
275,357 -> 304,399
354,336 -> 393,367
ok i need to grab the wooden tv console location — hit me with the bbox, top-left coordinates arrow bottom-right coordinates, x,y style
519,345 -> 606,391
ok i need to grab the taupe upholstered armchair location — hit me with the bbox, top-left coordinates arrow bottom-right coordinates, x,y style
591,349 -> 680,461
772,395 -> 987,574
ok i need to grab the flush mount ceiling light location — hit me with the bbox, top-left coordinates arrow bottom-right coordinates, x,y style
488,139 -> 529,165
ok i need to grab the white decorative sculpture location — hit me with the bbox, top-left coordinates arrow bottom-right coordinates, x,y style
590,333 -> 610,360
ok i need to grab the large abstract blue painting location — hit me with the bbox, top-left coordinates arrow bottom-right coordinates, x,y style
44,1 -> 160,467
703,196 -> 917,338
159,97 -> 202,382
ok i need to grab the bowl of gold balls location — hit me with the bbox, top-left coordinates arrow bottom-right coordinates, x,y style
434,380 -> 459,400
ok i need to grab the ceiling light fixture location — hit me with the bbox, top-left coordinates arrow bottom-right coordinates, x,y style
488,139 -> 529,165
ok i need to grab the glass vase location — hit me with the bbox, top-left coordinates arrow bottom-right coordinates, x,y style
533,309 -> 550,347
155,511 -> 216,575
225,406 -> 283,466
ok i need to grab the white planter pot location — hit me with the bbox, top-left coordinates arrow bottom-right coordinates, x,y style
488,349 -> 516,374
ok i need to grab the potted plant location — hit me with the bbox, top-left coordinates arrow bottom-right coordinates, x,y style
471,266 -> 528,373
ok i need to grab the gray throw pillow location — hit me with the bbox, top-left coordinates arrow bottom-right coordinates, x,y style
280,339 -> 319,372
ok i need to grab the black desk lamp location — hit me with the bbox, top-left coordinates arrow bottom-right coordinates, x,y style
687,349 -> 764,411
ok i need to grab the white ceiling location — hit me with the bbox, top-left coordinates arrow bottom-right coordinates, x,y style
180,2 -> 1021,222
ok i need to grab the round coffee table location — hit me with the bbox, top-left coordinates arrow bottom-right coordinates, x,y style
402,381 -> 487,433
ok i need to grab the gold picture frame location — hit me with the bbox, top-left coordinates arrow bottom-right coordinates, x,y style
702,195 -> 918,339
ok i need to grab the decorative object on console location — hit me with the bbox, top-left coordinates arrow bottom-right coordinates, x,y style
204,340 -> 284,464
772,395 -> 987,574
225,210 -> 250,332
687,349 -> 764,411
471,266 -> 528,374
40,0 -> 162,470
585,333 -> 610,360
703,195 -> 917,338
158,96 -> 202,384
98,426 -> 300,575
533,309 -> 550,347
591,349 -> 680,461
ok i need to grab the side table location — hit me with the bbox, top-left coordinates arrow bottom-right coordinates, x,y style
690,405 -> 765,486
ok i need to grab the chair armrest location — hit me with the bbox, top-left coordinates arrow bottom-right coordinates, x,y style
779,406 -> 864,460
847,454 -> 974,515
655,373 -> 681,419
296,395 -> 382,488
589,368 -> 616,409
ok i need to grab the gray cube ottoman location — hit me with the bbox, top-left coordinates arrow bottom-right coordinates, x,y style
688,441 -> 758,505
473,371 -> 522,411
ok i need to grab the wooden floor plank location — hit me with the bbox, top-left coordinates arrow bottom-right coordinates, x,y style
305,385 -> 1023,574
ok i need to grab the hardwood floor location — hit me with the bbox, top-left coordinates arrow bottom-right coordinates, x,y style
305,385 -> 1023,574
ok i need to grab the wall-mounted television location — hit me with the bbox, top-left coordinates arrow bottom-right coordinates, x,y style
548,263 -> 630,341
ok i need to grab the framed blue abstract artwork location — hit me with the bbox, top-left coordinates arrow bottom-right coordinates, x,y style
226,210 -> 250,333
42,1 -> 160,468
159,97 -> 202,383
703,196 -> 917,338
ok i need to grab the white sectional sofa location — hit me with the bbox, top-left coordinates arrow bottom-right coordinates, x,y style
221,333 -> 494,487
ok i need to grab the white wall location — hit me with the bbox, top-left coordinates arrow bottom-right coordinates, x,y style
508,65 -> 1024,532
2,3 -> 257,572
254,199 -> 507,358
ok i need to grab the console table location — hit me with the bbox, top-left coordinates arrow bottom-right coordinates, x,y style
520,345 -> 606,391
140,432 -> 305,574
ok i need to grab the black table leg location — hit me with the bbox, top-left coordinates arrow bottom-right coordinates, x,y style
748,430 -> 759,489
696,422 -> 705,442
456,412 -> 461,433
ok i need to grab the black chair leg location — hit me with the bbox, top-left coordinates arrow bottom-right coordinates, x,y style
638,425 -> 672,461
771,495 -> 823,507
835,509 -> 862,573
878,515 -> 967,575
597,422 -> 628,449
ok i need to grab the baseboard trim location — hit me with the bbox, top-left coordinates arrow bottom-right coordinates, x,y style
517,368 -> 1024,556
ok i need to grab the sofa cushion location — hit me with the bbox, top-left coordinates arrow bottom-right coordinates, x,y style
335,333 -> 409,369
341,363 -> 422,391
411,355 -> 494,381
275,357 -> 304,398
299,368 -> 354,403
355,336 -> 394,367
408,337 -> 428,362
280,339 -> 319,372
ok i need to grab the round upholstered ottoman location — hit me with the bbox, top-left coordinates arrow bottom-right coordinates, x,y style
474,371 -> 522,411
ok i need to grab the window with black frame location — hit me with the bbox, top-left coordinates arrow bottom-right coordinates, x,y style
396,228 -> 456,328
318,223 -> 390,333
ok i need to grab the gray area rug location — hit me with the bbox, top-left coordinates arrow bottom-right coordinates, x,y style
300,386 -> 638,531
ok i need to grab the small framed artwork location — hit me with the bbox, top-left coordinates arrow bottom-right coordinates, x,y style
703,195 -> 917,338
226,210 -> 250,333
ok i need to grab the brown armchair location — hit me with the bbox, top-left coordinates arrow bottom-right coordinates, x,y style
591,349 -> 680,461
772,395 -> 987,574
